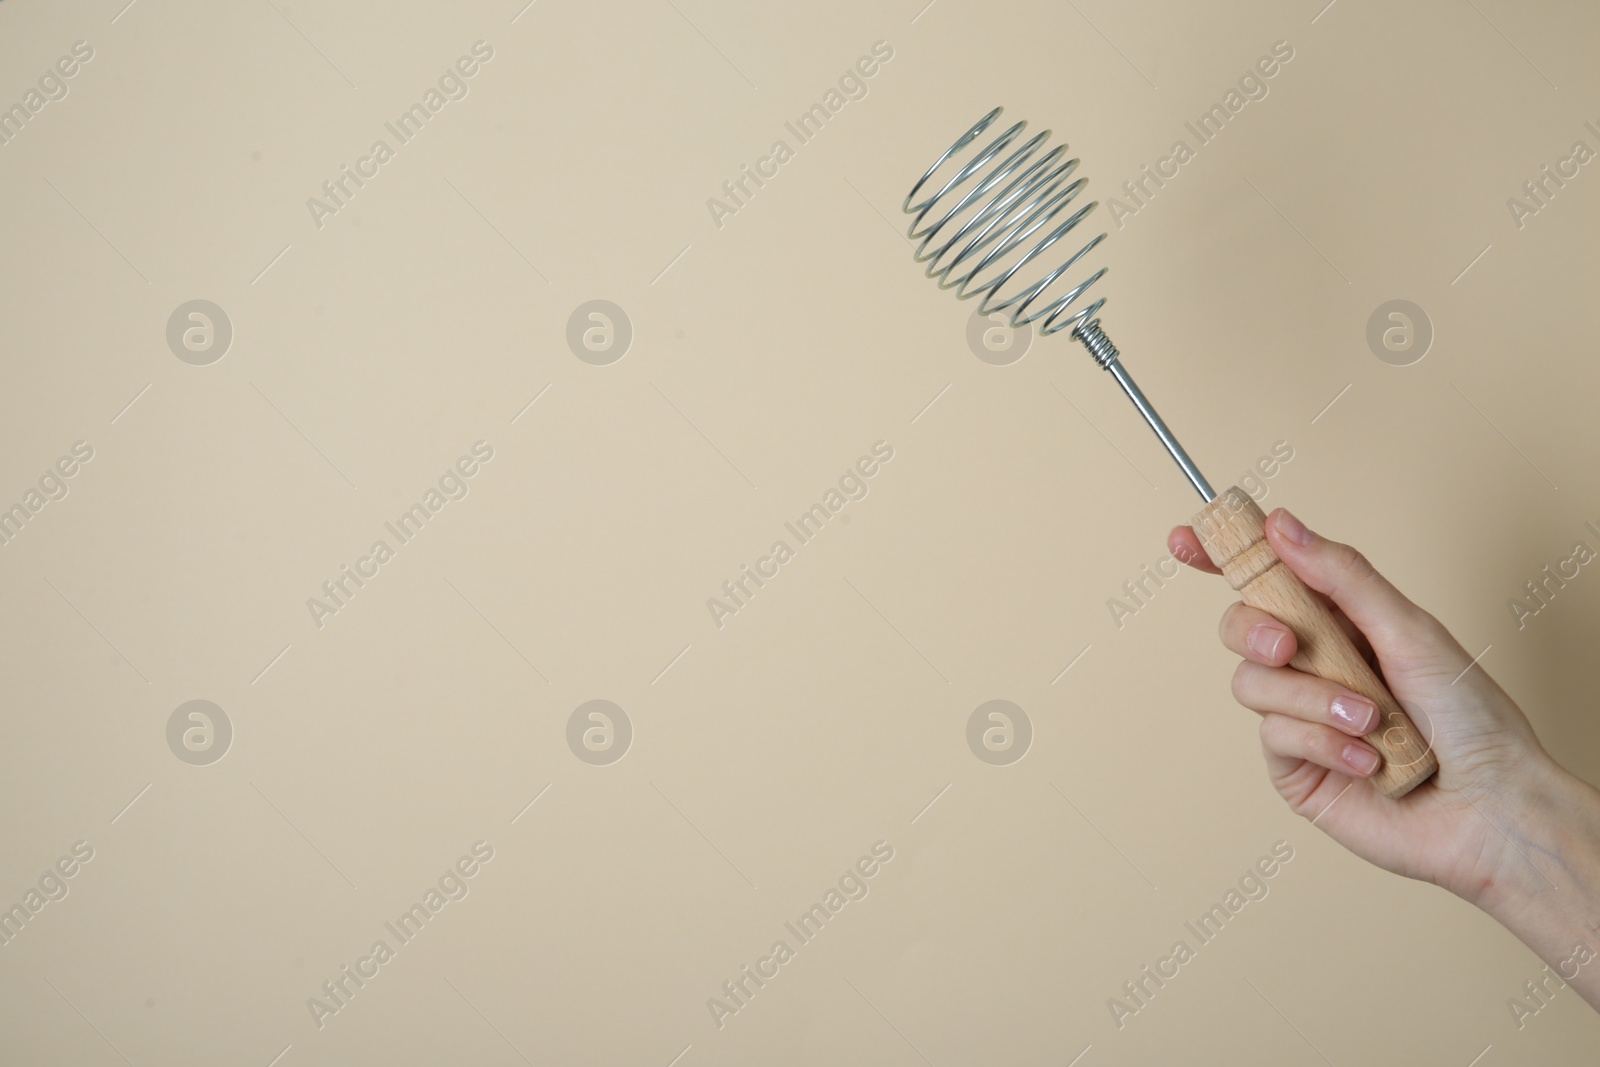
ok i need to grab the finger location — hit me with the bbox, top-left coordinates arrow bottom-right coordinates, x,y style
1167,526 -> 1221,575
1259,713 -> 1382,778
1264,509 -> 1459,657
1226,585 -> 1379,673
1217,602 -> 1298,666
1231,661 -> 1380,737
1182,517 -> 1372,660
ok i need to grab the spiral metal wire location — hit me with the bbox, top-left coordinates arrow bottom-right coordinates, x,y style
903,106 -> 1108,339
903,107 -> 1216,501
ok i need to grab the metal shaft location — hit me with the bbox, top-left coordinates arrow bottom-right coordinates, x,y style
1073,322 -> 1215,502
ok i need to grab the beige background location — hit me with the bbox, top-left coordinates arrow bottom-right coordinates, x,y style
1,0 -> 1598,1063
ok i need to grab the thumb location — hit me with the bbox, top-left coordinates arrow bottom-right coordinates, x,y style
1263,508 -> 1451,661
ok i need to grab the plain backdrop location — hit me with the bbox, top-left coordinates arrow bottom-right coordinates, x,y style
0,0 -> 1597,1063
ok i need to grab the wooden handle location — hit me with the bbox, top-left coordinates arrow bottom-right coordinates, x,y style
1191,487 -> 1438,799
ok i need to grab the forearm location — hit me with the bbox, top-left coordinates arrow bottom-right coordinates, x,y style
1474,761 -> 1600,1012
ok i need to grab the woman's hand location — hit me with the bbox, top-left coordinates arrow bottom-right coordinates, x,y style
1167,508 -> 1591,921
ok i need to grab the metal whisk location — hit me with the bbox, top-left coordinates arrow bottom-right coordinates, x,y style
903,106 -> 1216,503
900,106 -> 1442,800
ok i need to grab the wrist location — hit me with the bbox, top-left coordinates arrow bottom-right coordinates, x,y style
1472,756 -> 1600,937
1459,742 -> 1600,1011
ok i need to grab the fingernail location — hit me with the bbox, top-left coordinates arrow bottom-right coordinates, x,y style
1247,623 -> 1289,662
1276,509 -> 1314,547
1330,694 -> 1377,735
1342,743 -> 1380,776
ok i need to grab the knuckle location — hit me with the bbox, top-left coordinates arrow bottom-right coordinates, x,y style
1313,729 -> 1345,766
1334,543 -> 1379,585
1258,712 -> 1294,751
1218,601 -> 1245,644
1301,681 -> 1334,724
1412,606 -> 1450,638
1230,661 -> 1253,704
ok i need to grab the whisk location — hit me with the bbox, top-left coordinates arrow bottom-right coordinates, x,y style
903,107 -> 1437,799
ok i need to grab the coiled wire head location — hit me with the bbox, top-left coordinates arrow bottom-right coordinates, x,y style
903,107 -> 1108,339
